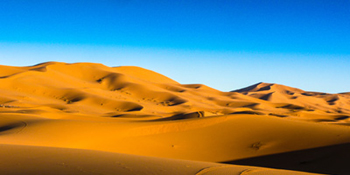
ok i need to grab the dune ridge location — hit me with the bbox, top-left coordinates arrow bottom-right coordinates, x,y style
0,62 -> 350,174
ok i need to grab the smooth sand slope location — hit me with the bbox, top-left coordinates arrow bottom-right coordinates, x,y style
0,62 -> 350,174
0,144 -> 320,175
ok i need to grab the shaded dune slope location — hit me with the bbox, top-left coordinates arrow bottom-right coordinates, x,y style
226,143 -> 350,175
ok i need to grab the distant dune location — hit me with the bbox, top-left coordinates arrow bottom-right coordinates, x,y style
0,62 -> 349,174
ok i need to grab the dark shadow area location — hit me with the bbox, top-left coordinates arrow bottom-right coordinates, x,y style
222,143 -> 350,175
257,85 -> 272,91
334,115 -> 349,120
153,111 -> 205,121
242,103 -> 259,108
258,93 -> 273,101
230,111 -> 264,115
0,122 -> 26,135
232,82 -> 262,92
0,124 -> 19,132
285,90 -> 295,95
301,92 -> 328,96
277,104 -> 305,110
268,113 -> 288,117
327,96 -> 339,105
160,97 -> 187,106
126,106 -> 143,112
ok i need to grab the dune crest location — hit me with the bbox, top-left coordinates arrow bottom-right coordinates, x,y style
0,62 -> 350,175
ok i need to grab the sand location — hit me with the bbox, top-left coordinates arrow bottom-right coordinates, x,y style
0,62 -> 349,174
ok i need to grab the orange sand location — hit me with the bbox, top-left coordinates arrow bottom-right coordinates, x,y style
1,62 -> 349,174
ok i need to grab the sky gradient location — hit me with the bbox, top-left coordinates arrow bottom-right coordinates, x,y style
1,1 -> 349,93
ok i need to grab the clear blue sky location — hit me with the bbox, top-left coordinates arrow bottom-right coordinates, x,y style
0,0 -> 349,93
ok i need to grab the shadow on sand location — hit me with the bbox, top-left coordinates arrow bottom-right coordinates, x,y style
222,143 -> 350,175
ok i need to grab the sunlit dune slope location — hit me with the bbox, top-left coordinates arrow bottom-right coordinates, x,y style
1,62 -> 350,175
0,144 -> 320,175
1,62 -> 349,122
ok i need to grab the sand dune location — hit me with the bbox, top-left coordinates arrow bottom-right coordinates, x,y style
0,144 -> 321,175
0,62 -> 350,174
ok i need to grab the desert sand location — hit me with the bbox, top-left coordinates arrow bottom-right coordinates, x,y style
1,62 -> 350,174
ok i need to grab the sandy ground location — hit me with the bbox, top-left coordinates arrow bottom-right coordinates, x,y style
1,62 -> 349,174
